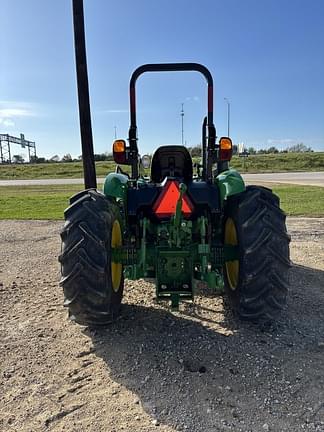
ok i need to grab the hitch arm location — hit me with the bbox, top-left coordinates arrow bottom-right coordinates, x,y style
171,183 -> 186,247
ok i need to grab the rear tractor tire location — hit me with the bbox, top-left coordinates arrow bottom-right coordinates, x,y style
59,189 -> 124,326
223,186 -> 291,323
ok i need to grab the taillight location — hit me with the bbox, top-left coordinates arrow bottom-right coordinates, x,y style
113,139 -> 127,164
219,137 -> 233,161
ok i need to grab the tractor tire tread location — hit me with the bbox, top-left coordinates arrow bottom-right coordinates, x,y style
59,189 -> 123,326
225,185 -> 290,324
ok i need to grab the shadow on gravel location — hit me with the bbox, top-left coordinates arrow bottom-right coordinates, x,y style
86,264 -> 324,432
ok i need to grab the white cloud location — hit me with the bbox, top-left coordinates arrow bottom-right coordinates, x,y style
185,96 -> 200,102
102,109 -> 129,114
0,108 -> 36,118
0,101 -> 37,129
0,118 -> 15,127
0,101 -> 37,118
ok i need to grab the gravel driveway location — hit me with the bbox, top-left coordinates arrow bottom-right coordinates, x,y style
0,218 -> 324,432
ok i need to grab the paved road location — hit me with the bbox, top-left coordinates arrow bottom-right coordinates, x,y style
0,171 -> 323,187
243,171 -> 324,187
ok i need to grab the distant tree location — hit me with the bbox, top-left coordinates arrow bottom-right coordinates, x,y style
105,152 -> 114,161
30,155 -> 46,164
267,146 -> 279,154
287,143 -> 313,153
94,153 -> 110,161
92,152 -> 115,161
188,145 -> 202,157
248,147 -> 256,155
94,153 -> 104,161
232,144 -> 238,155
257,149 -> 267,154
50,155 -> 60,162
62,153 -> 73,162
12,154 -> 25,164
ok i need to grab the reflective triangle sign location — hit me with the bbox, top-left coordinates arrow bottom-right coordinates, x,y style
153,180 -> 193,217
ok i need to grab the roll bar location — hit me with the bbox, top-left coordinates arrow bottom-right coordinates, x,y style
128,63 -> 217,180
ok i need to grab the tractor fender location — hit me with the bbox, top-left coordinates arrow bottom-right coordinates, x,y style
216,169 -> 246,205
103,172 -> 128,202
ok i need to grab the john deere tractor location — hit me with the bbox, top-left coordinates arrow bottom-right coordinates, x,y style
59,3 -> 290,326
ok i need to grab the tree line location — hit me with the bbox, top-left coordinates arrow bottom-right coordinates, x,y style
187,142 -> 313,157
15,152 -> 115,164
10,143 -> 313,164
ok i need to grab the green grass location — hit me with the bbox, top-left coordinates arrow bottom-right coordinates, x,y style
230,152 -> 324,173
271,185 -> 324,217
0,161 -> 118,180
0,152 -> 324,180
0,184 -> 323,220
0,185 -> 82,220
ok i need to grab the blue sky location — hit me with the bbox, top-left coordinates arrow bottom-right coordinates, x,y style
1,0 -> 324,159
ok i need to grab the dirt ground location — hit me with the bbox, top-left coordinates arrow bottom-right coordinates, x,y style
0,217 -> 324,432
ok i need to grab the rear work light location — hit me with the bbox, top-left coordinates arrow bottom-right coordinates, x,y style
153,180 -> 193,218
219,137 -> 233,161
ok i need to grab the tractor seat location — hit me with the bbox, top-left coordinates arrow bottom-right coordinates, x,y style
151,145 -> 193,183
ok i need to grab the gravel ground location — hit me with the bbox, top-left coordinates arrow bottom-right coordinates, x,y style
0,218 -> 324,432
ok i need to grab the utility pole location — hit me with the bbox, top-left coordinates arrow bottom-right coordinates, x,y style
114,126 -> 117,139
224,97 -> 230,137
181,103 -> 184,145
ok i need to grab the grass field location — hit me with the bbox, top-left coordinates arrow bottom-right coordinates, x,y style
0,185 -> 79,220
0,183 -> 323,220
0,152 -> 324,180
230,151 -> 324,173
0,161 -> 116,180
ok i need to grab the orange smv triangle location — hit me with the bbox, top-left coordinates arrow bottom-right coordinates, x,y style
153,180 -> 193,218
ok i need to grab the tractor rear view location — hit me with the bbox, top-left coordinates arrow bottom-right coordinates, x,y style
59,58 -> 290,326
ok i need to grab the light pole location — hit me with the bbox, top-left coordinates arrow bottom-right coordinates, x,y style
224,97 -> 230,137
180,103 -> 184,145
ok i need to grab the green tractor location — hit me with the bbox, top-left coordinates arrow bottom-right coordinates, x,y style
59,65 -> 291,326
59,4 -> 290,327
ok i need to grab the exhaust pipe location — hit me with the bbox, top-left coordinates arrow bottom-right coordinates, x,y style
72,0 -> 97,189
